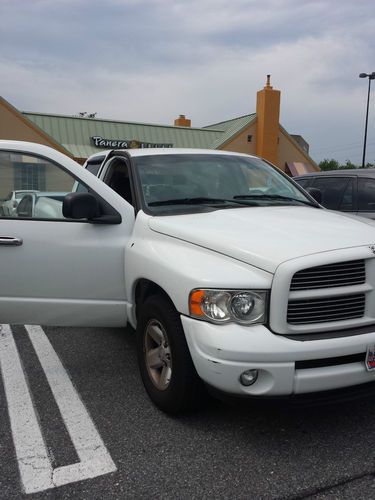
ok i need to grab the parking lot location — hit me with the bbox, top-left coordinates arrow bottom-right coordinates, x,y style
0,324 -> 374,499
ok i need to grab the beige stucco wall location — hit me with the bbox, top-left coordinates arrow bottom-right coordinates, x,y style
219,122 -> 257,155
0,98 -> 72,158
277,128 -> 318,172
219,121 -> 317,172
0,101 -> 51,145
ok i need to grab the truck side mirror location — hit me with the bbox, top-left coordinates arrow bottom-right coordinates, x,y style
63,192 -> 100,220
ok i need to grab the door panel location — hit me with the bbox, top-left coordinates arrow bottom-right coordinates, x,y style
0,149 -> 131,327
0,218 -> 128,326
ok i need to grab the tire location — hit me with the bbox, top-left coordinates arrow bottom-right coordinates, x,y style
136,294 -> 204,414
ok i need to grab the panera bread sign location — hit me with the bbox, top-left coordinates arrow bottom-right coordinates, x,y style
92,136 -> 173,149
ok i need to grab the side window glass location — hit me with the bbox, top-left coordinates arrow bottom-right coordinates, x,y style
74,158 -> 105,193
339,179 -> 354,211
0,151 -> 87,220
358,178 -> 375,212
311,177 -> 349,210
295,178 -> 311,189
85,160 -> 103,176
104,158 -> 133,206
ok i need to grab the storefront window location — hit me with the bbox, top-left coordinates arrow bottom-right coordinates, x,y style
14,162 -> 46,190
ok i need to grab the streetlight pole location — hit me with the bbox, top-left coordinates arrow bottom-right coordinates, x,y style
359,72 -> 375,168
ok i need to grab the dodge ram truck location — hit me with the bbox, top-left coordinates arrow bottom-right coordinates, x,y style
2,140 -> 375,413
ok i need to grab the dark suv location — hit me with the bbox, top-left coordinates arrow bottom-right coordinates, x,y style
294,169 -> 375,219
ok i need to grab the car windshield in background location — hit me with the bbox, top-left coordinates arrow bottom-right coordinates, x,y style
134,154 -> 315,214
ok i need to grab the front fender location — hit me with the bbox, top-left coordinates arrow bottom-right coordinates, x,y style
125,214 -> 272,325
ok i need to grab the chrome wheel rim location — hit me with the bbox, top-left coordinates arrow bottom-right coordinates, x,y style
144,319 -> 172,391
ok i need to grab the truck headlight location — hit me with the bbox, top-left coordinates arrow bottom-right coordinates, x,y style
189,289 -> 268,325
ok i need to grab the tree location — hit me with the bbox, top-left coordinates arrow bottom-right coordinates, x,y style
341,160 -> 358,169
318,159 -> 374,170
318,159 -> 340,171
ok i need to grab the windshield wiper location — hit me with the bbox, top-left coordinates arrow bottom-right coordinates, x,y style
148,197 -> 257,207
233,194 -> 316,206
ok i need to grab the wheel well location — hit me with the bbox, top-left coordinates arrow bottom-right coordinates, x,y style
134,279 -> 175,319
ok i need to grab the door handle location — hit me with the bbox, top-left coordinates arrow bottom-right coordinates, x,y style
0,237 -> 23,246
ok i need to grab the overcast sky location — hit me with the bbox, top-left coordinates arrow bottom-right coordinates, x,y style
0,0 -> 374,164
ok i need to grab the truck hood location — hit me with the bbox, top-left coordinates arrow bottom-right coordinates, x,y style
149,206 -> 375,273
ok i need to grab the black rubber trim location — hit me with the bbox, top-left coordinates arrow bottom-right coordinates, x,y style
206,380 -> 375,407
295,352 -> 365,369
103,150 -> 141,214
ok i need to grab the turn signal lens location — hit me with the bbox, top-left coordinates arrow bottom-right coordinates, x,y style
189,289 -> 206,317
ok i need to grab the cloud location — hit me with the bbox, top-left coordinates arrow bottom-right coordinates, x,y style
0,0 -> 374,163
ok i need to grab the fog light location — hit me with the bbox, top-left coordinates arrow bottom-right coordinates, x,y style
239,369 -> 258,386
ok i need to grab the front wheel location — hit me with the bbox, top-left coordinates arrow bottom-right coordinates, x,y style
136,295 -> 204,413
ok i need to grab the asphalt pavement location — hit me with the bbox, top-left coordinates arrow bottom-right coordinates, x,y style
1,324 -> 375,499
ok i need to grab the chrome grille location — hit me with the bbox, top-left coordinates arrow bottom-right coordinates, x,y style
290,260 -> 365,291
287,293 -> 365,325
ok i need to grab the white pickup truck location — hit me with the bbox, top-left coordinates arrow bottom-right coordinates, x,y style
2,140 -> 375,413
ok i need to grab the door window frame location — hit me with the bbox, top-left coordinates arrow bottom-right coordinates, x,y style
310,175 -> 357,212
0,149 -> 120,223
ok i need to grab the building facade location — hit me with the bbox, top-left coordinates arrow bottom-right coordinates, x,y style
0,77 -> 318,175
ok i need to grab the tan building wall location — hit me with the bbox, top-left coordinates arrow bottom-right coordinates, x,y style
0,97 -> 71,157
220,122 -> 257,155
0,101 -> 47,144
221,120 -> 317,172
277,128 -> 319,172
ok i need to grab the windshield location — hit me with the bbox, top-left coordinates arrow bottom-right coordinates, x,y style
134,154 -> 315,214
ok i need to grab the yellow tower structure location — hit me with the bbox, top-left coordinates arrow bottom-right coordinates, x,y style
256,75 -> 281,165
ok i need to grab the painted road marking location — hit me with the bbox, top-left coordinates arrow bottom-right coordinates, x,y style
0,324 -> 53,493
0,324 -> 117,494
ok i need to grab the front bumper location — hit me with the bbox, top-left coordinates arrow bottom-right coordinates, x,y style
181,316 -> 375,396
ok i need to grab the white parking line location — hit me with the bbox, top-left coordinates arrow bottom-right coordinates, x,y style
0,324 -> 117,494
0,324 -> 53,492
